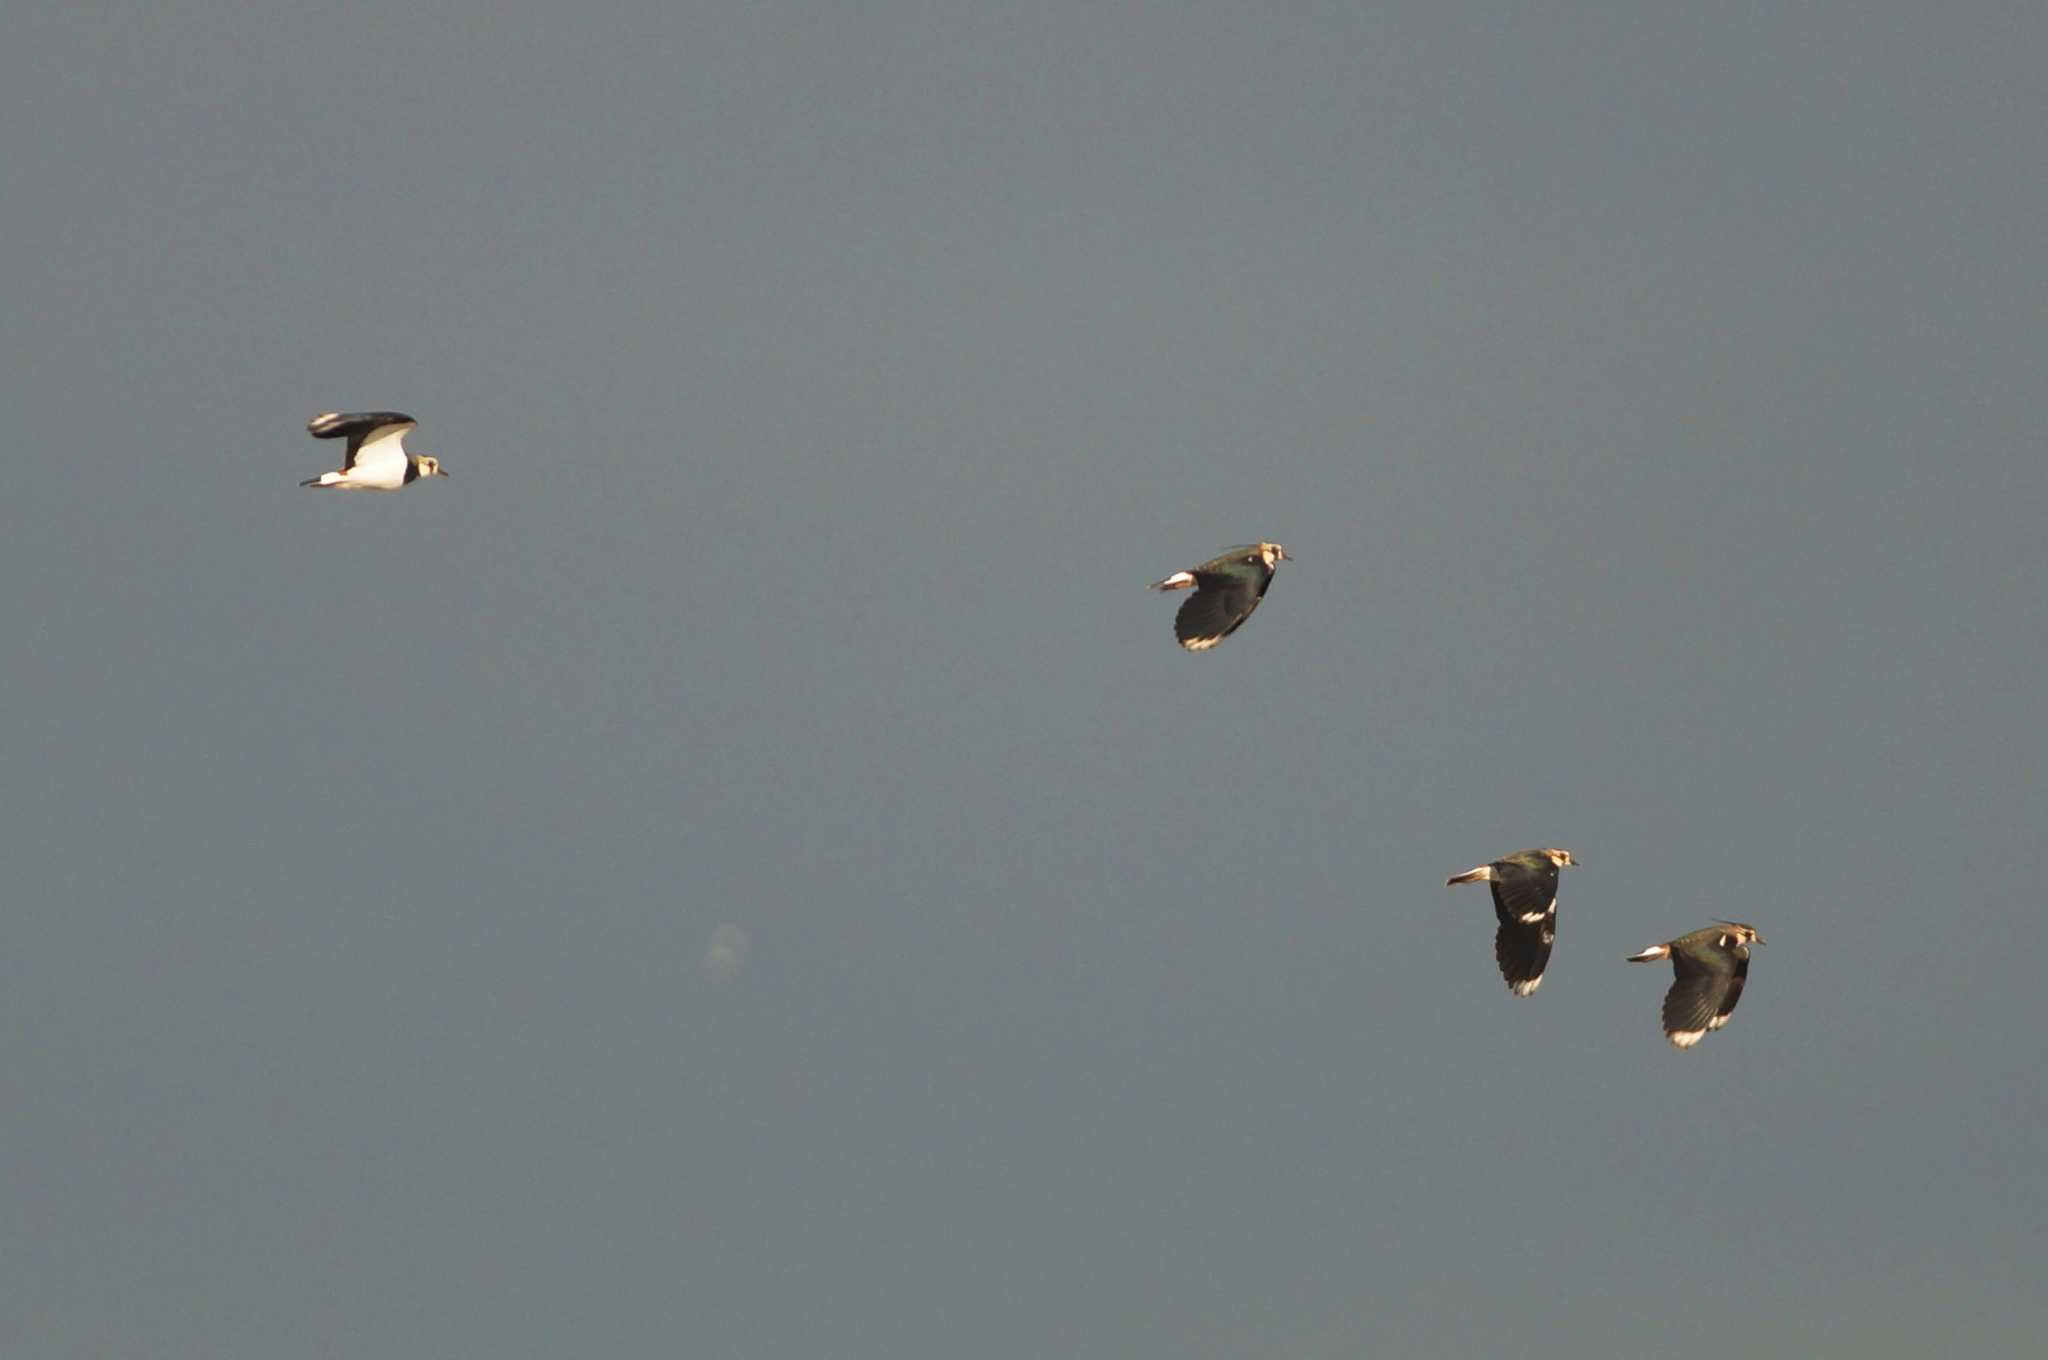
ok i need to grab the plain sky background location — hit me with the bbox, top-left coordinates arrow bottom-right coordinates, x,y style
3,3 -> 2044,1356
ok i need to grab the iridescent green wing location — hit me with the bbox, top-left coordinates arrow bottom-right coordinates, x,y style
1173,549 -> 1276,650
1487,854 -> 1562,926
1660,931 -> 1745,1047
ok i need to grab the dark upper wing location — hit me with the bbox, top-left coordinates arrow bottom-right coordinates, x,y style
307,411 -> 418,469
1173,554 -> 1277,650
1710,954 -> 1750,1030
1487,858 -> 1562,926
1173,573 -> 1265,649
1493,914 -> 1555,996
1661,944 -> 1740,1047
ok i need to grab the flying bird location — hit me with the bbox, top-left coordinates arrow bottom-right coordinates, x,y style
1148,542 -> 1290,650
300,411 -> 447,490
1445,847 -> 1577,996
1626,922 -> 1765,1048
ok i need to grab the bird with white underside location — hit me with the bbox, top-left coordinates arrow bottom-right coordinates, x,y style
300,411 -> 448,490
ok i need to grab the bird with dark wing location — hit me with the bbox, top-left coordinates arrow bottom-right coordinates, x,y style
1445,848 -> 1577,996
1148,542 -> 1290,650
300,411 -> 448,490
1626,922 -> 1765,1048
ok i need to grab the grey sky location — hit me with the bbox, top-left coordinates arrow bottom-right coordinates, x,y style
3,3 -> 2044,1356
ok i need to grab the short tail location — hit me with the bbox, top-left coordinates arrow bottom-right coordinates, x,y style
1625,945 -> 1670,963
1150,571 -> 1196,592
300,476 -> 325,488
1446,866 -> 1490,887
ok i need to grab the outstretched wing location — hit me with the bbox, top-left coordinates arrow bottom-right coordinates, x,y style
307,411 -> 418,474
1709,955 -> 1749,1031
1174,577 -> 1263,649
1493,913 -> 1555,997
1172,553 -> 1277,650
1660,944 -> 1742,1048
1486,857 -> 1562,926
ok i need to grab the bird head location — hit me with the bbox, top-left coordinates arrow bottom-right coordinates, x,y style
419,456 -> 449,478
1714,920 -> 1764,947
1259,542 -> 1290,566
1543,848 -> 1578,869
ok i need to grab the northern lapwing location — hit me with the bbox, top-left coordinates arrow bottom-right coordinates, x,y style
1445,847 -> 1577,996
1626,922 -> 1765,1049
1148,542 -> 1290,650
301,411 -> 447,490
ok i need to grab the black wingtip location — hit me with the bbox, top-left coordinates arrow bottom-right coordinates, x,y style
307,410 -> 418,439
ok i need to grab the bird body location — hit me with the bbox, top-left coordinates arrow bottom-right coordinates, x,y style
1149,542 -> 1290,650
1627,923 -> 1765,1048
300,411 -> 447,490
1446,847 -> 1577,996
